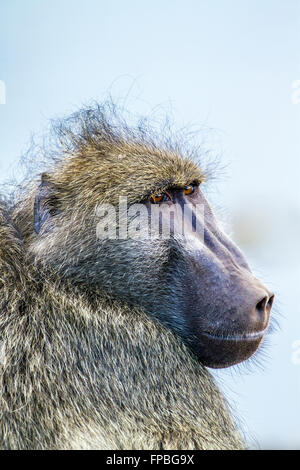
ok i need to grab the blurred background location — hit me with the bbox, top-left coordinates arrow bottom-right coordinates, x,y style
0,0 -> 299,449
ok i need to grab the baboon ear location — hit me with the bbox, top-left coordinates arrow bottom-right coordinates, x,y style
34,173 -> 57,234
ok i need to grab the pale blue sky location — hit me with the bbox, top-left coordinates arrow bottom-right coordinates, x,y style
0,0 -> 300,449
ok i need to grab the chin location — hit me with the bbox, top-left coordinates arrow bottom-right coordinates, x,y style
193,331 -> 265,369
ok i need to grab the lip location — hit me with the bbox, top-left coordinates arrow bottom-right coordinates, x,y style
201,328 -> 268,342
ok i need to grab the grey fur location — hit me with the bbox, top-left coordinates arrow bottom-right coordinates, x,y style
0,104 -> 250,449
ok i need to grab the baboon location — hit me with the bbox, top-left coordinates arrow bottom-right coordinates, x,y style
0,104 -> 274,450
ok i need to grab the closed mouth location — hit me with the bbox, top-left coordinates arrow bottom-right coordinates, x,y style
202,328 -> 268,342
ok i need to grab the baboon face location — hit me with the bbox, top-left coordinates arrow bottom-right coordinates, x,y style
98,184 -> 274,369
33,175 -> 274,369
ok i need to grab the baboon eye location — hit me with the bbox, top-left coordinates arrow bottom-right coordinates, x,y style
184,185 -> 195,196
150,193 -> 170,204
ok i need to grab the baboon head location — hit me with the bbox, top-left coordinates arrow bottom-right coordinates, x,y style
26,105 -> 274,369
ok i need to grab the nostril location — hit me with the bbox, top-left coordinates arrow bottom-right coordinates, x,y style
256,296 -> 268,316
267,294 -> 275,313
256,294 -> 274,316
